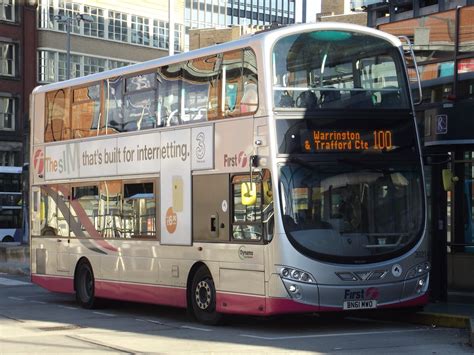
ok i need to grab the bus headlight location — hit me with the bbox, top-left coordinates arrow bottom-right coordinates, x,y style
405,262 -> 430,279
415,274 -> 429,294
279,267 -> 316,284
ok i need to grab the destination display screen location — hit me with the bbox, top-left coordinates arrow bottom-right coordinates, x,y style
302,129 -> 393,153
276,117 -> 416,155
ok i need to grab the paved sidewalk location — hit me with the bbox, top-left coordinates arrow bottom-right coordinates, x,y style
0,244 -> 29,275
417,298 -> 474,346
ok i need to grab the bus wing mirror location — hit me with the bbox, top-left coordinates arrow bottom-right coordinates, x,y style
442,169 -> 459,191
241,182 -> 257,206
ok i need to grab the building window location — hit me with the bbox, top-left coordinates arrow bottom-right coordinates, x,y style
38,50 -> 56,83
131,15 -> 150,46
38,1 -> 184,52
83,56 -> 106,76
0,97 -> 15,131
174,24 -> 182,52
58,52 -> 81,81
38,0 -> 54,29
83,6 -> 105,38
108,59 -> 130,70
153,20 -> 169,49
0,42 -> 16,77
56,0 -> 80,34
0,0 -> 15,22
108,10 -> 128,42
0,151 -> 17,166
38,50 -> 132,83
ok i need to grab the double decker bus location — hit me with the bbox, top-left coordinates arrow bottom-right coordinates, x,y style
0,166 -> 22,243
29,23 -> 429,324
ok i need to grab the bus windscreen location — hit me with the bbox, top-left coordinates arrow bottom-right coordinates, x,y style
272,30 -> 409,111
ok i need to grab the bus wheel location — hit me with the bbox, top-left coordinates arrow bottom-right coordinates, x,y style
191,266 -> 222,325
2,236 -> 14,243
75,261 -> 97,309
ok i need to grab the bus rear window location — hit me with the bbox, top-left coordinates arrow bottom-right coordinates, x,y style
272,30 -> 409,111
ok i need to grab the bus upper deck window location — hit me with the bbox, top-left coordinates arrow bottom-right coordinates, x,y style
72,84 -> 101,139
44,89 -> 71,142
124,72 -> 157,131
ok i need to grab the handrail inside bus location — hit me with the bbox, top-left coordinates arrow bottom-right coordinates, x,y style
398,35 -> 422,106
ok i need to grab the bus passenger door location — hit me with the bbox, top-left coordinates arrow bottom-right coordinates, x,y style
192,174 -> 230,242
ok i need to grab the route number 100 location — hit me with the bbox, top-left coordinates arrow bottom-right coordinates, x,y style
373,130 -> 393,150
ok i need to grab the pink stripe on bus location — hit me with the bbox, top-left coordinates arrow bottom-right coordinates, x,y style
216,292 -> 326,315
31,274 -> 429,316
31,274 -> 74,294
95,280 -> 187,308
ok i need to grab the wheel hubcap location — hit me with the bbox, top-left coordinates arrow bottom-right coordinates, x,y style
195,280 -> 212,310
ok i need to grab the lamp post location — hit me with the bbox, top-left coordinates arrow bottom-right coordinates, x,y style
53,14 -> 94,80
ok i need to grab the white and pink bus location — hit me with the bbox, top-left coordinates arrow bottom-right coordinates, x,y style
30,23 -> 429,324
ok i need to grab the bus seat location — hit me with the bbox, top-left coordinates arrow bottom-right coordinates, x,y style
381,87 -> 400,108
278,91 -> 295,107
296,90 -> 318,110
349,91 -> 373,109
319,89 -> 341,108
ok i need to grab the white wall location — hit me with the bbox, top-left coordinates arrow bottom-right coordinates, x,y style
295,0 -> 322,23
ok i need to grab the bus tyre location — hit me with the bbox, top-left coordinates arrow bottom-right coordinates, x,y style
75,261 -> 98,309
191,267 -> 222,325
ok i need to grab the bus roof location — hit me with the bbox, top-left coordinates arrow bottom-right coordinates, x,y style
32,22 -> 402,95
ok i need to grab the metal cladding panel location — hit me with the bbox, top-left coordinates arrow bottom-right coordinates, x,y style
219,268 -> 265,295
424,103 -> 474,147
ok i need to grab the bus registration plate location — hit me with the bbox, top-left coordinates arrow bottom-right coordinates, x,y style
343,300 -> 377,310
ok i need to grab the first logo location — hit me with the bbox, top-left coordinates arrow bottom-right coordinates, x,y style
33,148 -> 44,175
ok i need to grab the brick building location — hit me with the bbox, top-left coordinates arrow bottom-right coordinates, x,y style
0,1 -> 36,168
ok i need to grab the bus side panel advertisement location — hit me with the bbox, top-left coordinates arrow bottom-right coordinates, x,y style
79,137 -> 117,177
215,119 -> 254,172
42,132 -> 162,180
191,126 -> 214,171
44,143 -> 81,180
160,129 -> 192,246
116,132 -> 161,175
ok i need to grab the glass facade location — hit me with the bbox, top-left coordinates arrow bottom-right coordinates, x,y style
38,0 -> 184,52
184,0 -> 296,50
